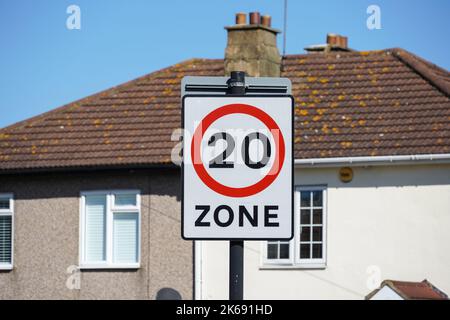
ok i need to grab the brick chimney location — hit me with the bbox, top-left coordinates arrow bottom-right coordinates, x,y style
304,33 -> 351,53
326,33 -> 348,49
224,12 -> 282,77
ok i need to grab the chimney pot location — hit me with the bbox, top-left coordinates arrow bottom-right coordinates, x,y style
327,33 -> 338,46
261,15 -> 271,28
235,12 -> 246,25
327,33 -> 348,49
340,36 -> 348,48
249,12 -> 260,25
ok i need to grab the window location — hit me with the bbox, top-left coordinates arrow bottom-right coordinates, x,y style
263,186 -> 326,268
80,191 -> 140,269
298,188 -> 326,263
0,193 -> 13,270
266,241 -> 292,264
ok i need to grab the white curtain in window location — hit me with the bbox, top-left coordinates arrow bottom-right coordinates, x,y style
85,195 -> 106,262
113,213 -> 138,263
0,215 -> 12,264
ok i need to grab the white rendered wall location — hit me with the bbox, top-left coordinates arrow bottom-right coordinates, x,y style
197,164 -> 450,300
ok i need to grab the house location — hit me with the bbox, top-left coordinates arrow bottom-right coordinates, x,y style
0,12 -> 449,299
366,279 -> 448,300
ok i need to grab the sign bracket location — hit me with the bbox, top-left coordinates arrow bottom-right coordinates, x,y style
182,76 -> 291,96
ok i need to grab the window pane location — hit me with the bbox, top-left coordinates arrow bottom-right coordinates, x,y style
280,243 -> 290,259
0,215 -> 12,264
313,227 -> 322,241
113,213 -> 139,263
300,226 -> 310,242
300,191 -> 311,207
0,198 -> 9,210
300,209 -> 310,224
300,244 -> 310,259
115,194 -> 137,207
85,195 -> 106,262
267,243 -> 278,259
313,209 -> 323,224
313,191 -> 322,207
312,244 -> 323,259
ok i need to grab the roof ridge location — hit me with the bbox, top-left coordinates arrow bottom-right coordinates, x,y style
390,48 -> 450,97
282,49 -> 388,59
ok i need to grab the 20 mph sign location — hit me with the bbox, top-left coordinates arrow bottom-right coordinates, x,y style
182,95 -> 293,240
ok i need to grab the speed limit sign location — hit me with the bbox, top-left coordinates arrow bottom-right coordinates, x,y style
182,95 -> 293,240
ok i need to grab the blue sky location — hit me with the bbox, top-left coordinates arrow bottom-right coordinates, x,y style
0,0 -> 449,128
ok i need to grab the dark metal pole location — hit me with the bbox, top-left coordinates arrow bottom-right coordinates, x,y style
227,71 -> 245,300
229,240 -> 244,300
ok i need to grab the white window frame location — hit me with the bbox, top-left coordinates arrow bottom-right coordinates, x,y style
0,193 -> 14,270
263,240 -> 294,265
79,190 -> 141,269
261,186 -> 327,269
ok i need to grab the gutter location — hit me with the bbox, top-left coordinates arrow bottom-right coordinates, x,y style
294,154 -> 450,168
0,163 -> 179,176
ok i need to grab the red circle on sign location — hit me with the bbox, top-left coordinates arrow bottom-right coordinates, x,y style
191,103 -> 285,198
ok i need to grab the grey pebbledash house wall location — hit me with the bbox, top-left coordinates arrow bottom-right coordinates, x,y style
0,169 -> 191,299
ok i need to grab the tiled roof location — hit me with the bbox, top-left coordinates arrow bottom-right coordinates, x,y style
0,59 -> 223,172
286,49 -> 450,159
0,49 -> 449,172
366,279 -> 448,300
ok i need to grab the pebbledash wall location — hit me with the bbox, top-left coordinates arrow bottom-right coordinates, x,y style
197,163 -> 450,300
0,169 -> 191,299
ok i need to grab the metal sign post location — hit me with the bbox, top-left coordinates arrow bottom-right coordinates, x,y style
227,72 -> 246,301
181,73 -> 293,300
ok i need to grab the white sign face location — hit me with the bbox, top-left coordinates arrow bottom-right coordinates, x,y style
182,96 -> 293,240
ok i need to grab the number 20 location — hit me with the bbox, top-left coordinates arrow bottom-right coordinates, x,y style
208,132 -> 272,169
